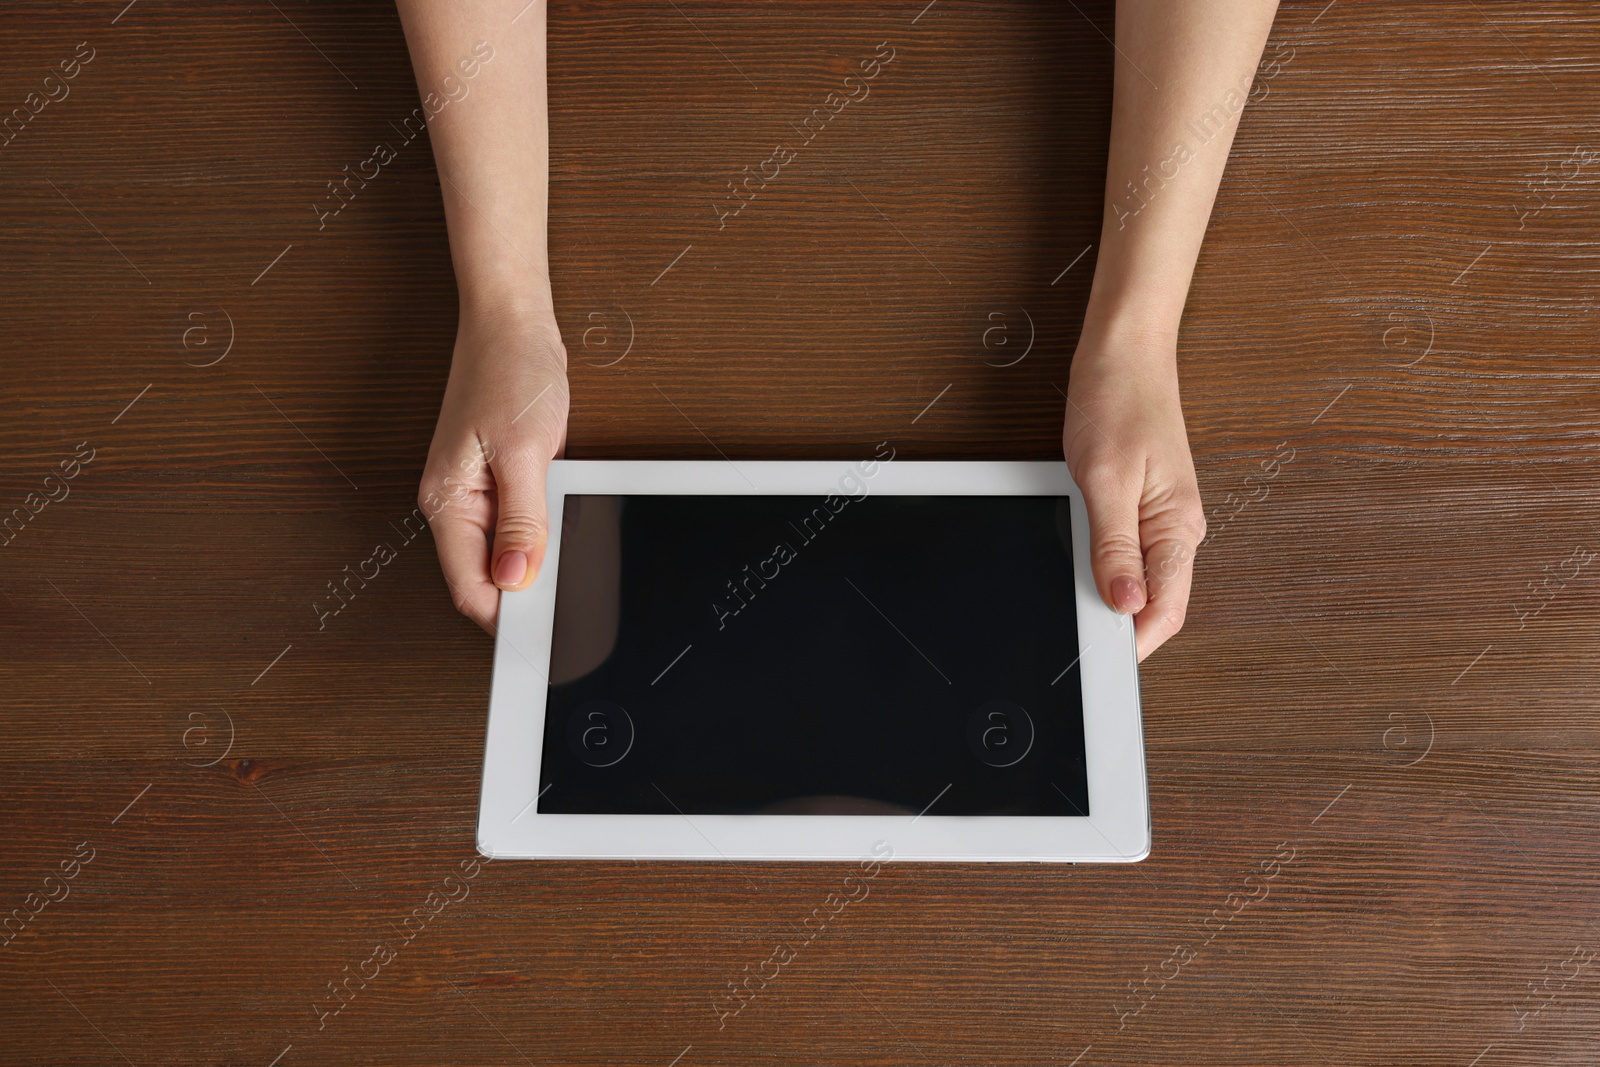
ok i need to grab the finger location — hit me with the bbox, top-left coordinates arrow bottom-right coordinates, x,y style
428,493 -> 499,634
488,444 -> 554,593
1134,534 -> 1197,661
1075,458 -> 1149,615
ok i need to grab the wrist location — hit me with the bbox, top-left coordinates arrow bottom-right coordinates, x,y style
1080,279 -> 1182,348
456,274 -> 565,363
457,264 -> 557,332
1074,306 -> 1181,382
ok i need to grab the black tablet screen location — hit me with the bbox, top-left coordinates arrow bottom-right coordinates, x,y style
536,492 -> 1088,817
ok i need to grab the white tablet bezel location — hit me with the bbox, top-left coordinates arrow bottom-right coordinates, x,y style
477,459 -> 1148,863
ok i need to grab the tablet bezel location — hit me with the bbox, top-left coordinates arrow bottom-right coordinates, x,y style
477,459 -> 1148,863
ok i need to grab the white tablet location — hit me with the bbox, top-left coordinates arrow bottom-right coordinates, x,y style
476,456 -> 1148,863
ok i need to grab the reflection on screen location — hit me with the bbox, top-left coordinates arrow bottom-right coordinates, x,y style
536,492 -> 1088,817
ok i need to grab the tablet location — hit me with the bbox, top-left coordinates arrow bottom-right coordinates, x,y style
476,457 -> 1148,862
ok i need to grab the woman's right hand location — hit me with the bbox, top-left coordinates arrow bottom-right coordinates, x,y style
393,0 -> 562,633
418,301 -> 570,634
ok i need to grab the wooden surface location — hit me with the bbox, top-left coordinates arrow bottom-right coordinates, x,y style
3,1 -> 1599,1063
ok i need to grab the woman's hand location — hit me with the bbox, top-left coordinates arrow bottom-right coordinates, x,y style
1063,321 -> 1205,661
418,302 -> 570,634
1051,0 -> 1278,658
394,0 -> 559,632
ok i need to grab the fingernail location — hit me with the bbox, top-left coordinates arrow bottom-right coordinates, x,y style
493,550 -> 528,589
1112,575 -> 1145,614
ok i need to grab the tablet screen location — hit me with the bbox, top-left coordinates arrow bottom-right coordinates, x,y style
536,492 -> 1088,817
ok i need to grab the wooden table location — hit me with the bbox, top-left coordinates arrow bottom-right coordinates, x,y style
3,1 -> 1597,1063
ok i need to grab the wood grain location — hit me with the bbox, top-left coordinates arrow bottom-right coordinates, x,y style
2,1 -> 1599,1064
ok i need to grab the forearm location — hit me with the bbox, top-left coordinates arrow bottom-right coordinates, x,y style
393,0 -> 552,324
1086,0 -> 1281,349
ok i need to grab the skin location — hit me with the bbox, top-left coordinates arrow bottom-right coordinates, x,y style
1067,0 -> 1280,659
395,0 -> 565,633
395,0 -> 1280,659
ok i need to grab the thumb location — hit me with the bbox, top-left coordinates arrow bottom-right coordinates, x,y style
489,449 -> 553,592
1079,463 -> 1148,615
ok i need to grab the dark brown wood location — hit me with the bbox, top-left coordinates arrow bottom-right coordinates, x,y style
3,1 -> 1599,1063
